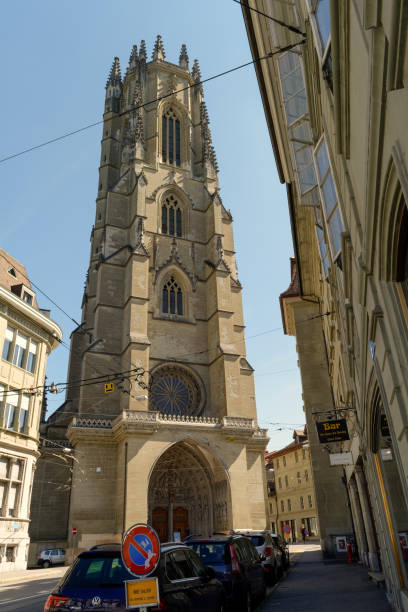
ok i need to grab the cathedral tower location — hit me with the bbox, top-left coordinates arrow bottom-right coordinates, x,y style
40,37 -> 268,549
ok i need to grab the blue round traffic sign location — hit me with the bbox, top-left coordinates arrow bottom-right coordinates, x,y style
122,523 -> 161,577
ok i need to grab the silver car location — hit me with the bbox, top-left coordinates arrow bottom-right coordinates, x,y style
236,531 -> 283,585
37,548 -> 66,568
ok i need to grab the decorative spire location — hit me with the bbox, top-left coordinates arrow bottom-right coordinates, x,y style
139,40 -> 147,61
152,34 -> 166,61
191,59 -> 203,96
128,45 -> 138,69
179,44 -> 189,70
106,56 -> 122,88
200,101 -> 218,173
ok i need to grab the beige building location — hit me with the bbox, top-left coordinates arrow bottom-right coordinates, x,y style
242,0 -> 408,609
0,250 -> 61,571
30,36 -> 269,556
266,428 -> 319,542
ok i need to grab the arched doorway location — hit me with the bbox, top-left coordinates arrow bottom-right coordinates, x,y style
148,440 -> 231,542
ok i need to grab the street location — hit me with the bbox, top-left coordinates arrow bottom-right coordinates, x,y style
259,544 -> 391,612
0,569 -> 66,612
0,546 -> 391,612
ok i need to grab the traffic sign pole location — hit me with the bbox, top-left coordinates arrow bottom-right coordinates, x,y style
122,523 -> 161,610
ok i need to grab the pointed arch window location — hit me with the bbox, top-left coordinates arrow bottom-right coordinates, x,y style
162,276 -> 183,316
161,194 -> 182,237
162,107 -> 181,167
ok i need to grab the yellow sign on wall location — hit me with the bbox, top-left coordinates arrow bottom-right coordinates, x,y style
125,577 -> 159,608
104,382 -> 115,393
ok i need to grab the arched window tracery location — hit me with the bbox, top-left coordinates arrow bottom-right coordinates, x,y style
162,107 -> 181,167
162,276 -> 183,316
161,194 -> 182,237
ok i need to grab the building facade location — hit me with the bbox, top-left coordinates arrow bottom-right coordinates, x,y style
30,36 -> 269,556
266,428 -> 319,543
242,1 -> 408,609
0,250 -> 61,571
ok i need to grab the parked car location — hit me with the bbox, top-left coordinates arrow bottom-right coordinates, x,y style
236,530 -> 283,585
43,542 -> 224,611
186,534 -> 266,611
270,533 -> 290,570
38,548 -> 66,568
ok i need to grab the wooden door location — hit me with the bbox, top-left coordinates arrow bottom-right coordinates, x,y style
173,506 -> 188,541
152,506 -> 168,542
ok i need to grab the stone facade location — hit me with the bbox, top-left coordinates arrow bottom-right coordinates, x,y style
0,249 -> 61,571
266,428 -> 319,543
243,1 -> 408,609
30,37 -> 269,556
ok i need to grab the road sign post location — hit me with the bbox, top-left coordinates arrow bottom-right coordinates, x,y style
122,523 -> 161,610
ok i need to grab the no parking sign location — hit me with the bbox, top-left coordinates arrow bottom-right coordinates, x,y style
122,523 -> 161,577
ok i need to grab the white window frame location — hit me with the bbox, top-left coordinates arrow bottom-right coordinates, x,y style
2,325 -> 39,374
306,0 -> 332,61
0,388 -> 31,434
314,135 -> 344,262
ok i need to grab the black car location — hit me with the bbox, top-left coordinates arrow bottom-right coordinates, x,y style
270,533 -> 290,570
186,535 -> 266,611
44,542 -> 224,611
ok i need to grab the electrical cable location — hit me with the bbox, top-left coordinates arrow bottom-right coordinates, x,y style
231,0 -> 305,36
0,43 -> 304,166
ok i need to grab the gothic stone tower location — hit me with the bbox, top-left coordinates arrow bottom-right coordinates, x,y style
63,37 -> 268,548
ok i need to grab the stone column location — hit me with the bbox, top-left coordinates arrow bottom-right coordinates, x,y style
349,475 -> 369,565
355,467 -> 380,570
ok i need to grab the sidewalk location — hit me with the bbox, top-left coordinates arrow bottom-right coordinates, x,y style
0,565 -> 67,586
259,544 -> 390,611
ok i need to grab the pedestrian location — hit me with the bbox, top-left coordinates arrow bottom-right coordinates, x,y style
301,523 -> 306,543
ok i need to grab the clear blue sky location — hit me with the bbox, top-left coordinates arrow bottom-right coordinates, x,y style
1,0 -> 304,449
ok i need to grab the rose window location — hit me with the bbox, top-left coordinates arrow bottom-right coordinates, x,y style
149,366 -> 202,416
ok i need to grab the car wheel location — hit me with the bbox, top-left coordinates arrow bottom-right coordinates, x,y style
43,560 -> 51,568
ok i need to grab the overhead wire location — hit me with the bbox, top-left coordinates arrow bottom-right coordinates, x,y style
231,0 -> 306,36
0,43 -> 304,166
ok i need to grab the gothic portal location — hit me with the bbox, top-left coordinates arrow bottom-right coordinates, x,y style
38,36 -> 269,550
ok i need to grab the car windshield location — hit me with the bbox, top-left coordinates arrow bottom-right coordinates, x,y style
62,555 -> 134,588
250,536 -> 265,547
188,542 -> 230,565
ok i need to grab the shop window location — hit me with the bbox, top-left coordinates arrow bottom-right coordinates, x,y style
395,202 -> 408,316
6,546 -> 16,562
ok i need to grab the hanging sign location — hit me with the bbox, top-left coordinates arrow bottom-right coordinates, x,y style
329,452 -> 353,466
316,419 -> 350,443
122,523 -> 161,577
380,415 -> 390,437
104,382 -> 115,393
